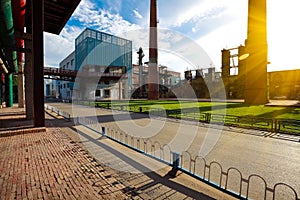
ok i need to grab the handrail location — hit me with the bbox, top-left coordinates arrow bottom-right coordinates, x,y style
74,100 -> 300,136
45,104 -> 300,200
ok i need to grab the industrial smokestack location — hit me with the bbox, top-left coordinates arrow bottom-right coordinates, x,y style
148,0 -> 159,100
244,0 -> 268,104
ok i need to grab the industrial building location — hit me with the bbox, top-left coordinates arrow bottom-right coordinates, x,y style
44,79 -> 56,98
56,51 -> 181,100
56,51 -> 75,100
183,45 -> 300,101
179,67 -> 223,99
55,28 -> 131,101
55,28 -> 183,101
131,64 -> 181,98
74,28 -> 131,100
268,69 -> 300,100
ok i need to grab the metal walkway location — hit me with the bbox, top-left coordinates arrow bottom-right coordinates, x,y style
43,66 -> 127,81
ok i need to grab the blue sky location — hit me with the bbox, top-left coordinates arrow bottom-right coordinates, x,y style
44,0 -> 300,75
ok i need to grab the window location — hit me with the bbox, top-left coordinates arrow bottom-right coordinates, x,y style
97,32 -> 102,40
67,62 -> 69,68
95,90 -> 101,96
84,30 -> 91,39
104,89 -> 110,98
104,81 -> 109,85
91,31 -> 96,39
112,37 -> 117,44
106,35 -> 111,43
102,34 -> 111,42
71,59 -> 74,66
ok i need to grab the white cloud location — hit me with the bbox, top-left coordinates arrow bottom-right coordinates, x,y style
71,0 -> 141,35
158,0 -> 228,28
133,9 -> 143,19
44,0 -> 142,67
44,26 -> 83,67
72,0 -> 99,24
197,19 -> 247,71
45,0 -> 300,74
119,28 -> 212,77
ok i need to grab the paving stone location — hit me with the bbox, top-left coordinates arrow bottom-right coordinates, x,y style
0,128 -> 129,199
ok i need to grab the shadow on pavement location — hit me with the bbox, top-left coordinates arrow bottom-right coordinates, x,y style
71,125 -> 216,200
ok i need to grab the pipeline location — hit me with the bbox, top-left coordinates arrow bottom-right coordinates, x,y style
12,0 -> 25,66
0,0 -> 18,107
12,0 -> 26,108
0,0 -> 18,72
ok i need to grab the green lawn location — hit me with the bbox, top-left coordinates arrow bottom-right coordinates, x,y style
70,99 -> 300,133
94,100 -> 300,120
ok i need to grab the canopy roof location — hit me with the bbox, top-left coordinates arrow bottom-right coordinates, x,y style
25,0 -> 81,34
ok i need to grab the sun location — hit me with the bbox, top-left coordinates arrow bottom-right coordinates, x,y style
267,0 -> 300,71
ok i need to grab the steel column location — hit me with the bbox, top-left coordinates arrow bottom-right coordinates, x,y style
31,0 -> 44,127
24,38 -> 34,120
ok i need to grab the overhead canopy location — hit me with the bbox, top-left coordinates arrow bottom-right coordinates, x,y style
25,0 -> 81,34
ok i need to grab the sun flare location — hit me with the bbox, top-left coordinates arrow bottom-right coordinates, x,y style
267,0 -> 300,71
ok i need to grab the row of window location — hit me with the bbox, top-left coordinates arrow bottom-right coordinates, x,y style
59,83 -> 71,89
76,29 -> 131,47
95,89 -> 110,98
62,59 -> 74,70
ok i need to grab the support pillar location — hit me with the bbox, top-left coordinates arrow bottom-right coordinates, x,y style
5,73 -> 13,107
0,74 -> 2,107
24,38 -> 34,120
31,0 -> 44,127
237,45 -> 246,99
118,80 -> 122,100
244,0 -> 268,104
18,62 -> 24,108
221,49 -> 230,98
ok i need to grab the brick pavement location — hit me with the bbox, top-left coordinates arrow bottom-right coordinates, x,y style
44,109 -> 235,200
0,106 -> 236,200
0,127 -> 130,200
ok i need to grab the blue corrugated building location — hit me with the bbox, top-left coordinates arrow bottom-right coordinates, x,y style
75,28 -> 132,98
71,28 -> 132,98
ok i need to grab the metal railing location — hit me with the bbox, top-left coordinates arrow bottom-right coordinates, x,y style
76,115 -> 300,200
73,100 -> 300,135
44,104 -> 71,121
44,104 -> 300,200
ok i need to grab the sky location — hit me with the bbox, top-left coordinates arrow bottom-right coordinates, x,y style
44,0 -> 300,76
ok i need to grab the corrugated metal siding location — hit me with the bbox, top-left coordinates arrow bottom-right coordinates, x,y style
75,28 -> 132,88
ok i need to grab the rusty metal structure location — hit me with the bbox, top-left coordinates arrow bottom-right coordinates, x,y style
148,0 -> 159,100
0,0 -> 81,127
